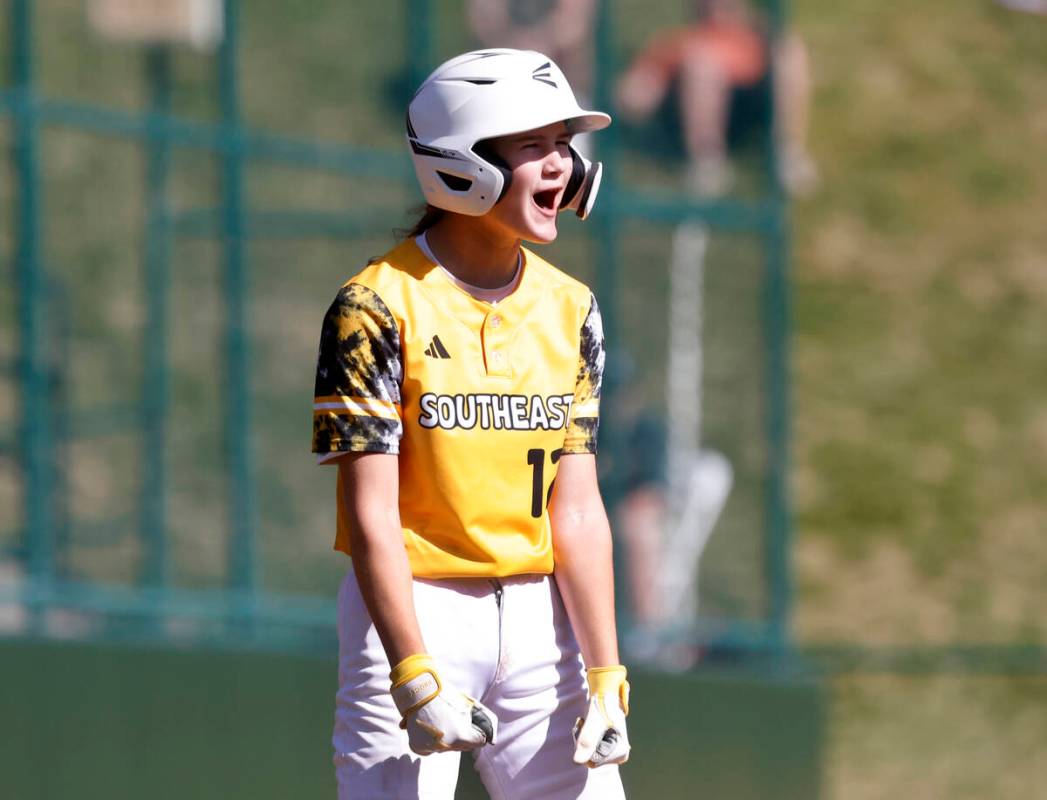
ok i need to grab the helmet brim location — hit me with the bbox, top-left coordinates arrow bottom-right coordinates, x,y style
428,99 -> 611,149
566,111 -> 612,135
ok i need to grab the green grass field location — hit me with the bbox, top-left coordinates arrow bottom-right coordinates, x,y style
793,1 -> 1047,796
794,0 -> 1047,646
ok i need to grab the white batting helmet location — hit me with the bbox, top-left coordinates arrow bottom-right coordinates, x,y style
406,49 -> 611,218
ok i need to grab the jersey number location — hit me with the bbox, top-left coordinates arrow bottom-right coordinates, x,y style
526,448 -> 563,518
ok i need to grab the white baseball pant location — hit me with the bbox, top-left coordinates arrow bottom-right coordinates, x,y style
333,569 -> 626,800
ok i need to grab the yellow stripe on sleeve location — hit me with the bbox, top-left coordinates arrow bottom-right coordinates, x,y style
312,395 -> 402,420
570,400 -> 600,417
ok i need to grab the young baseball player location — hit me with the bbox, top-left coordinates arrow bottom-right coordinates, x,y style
312,49 -> 629,799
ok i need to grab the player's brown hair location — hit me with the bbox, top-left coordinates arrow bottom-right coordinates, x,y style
402,204 -> 446,238
372,205 -> 446,266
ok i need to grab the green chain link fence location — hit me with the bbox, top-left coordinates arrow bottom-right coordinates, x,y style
1,0 -> 792,658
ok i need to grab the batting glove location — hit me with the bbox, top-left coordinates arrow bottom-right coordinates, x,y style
573,665 -> 631,768
390,654 -> 497,756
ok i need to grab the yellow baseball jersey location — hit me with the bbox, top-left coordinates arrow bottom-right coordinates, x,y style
311,237 -> 604,578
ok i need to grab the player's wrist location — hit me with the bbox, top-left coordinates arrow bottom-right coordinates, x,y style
585,665 -> 629,715
390,652 -> 435,685
390,653 -> 443,722
586,664 -> 626,691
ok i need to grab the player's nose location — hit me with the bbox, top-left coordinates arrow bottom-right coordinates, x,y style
542,149 -> 568,179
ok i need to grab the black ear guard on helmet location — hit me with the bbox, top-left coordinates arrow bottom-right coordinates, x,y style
560,146 -> 602,220
473,142 -> 603,220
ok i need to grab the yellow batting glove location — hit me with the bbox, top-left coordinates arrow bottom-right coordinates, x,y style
390,654 -> 497,756
572,665 -> 631,767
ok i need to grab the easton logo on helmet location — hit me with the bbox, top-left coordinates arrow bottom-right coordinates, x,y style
532,62 -> 557,88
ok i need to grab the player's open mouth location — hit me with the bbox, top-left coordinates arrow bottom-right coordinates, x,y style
532,189 -> 559,214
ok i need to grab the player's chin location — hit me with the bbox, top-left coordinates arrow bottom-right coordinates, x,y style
527,227 -> 558,244
523,213 -> 559,243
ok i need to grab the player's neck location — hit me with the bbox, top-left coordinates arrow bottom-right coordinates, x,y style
425,215 -> 521,290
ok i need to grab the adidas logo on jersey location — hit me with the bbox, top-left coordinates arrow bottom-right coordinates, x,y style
424,335 -> 451,359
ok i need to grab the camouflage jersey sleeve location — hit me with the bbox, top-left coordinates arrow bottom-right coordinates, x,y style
562,293 -> 605,454
312,282 -> 403,457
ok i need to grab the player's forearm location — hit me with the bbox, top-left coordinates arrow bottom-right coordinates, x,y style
349,522 -> 426,666
339,454 -> 426,666
552,506 -> 621,668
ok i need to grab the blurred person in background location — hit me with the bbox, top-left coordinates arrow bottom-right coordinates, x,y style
468,0 -> 597,95
995,0 -> 1047,13
616,0 -> 817,196
614,410 -> 669,630
468,0 -> 599,152
594,354 -> 670,633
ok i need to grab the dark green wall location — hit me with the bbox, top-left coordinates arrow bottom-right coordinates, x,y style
0,639 -> 822,799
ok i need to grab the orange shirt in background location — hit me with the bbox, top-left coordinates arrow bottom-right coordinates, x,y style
634,21 -> 767,89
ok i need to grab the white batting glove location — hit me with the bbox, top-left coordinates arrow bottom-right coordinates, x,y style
573,665 -> 631,768
390,654 -> 497,756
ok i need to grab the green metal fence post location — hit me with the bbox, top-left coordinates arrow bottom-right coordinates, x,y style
11,0 -> 52,628
590,0 -> 635,630
765,0 -> 787,203
592,0 -> 618,349
406,0 -> 434,96
764,213 -> 792,652
140,47 -> 173,590
763,0 -> 793,652
219,0 -> 258,614
49,278 -> 71,582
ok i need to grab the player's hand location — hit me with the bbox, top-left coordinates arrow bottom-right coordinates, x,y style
573,665 -> 631,768
390,654 -> 497,756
